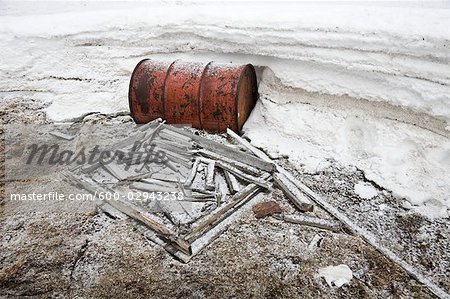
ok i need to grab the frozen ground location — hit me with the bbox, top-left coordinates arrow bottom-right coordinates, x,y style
0,1 -> 449,298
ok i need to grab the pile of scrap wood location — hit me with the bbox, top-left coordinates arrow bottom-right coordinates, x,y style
63,119 -> 340,262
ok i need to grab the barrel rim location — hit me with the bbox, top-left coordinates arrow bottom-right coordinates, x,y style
235,63 -> 258,134
128,58 -> 150,124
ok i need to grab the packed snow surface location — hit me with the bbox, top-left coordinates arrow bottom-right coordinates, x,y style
354,182 -> 378,200
318,264 -> 353,288
0,1 -> 449,218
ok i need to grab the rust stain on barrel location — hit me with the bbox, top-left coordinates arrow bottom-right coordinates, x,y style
129,59 -> 258,133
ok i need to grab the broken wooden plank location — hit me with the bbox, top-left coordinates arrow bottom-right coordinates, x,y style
112,131 -> 147,150
140,178 -> 179,188
142,121 -> 165,147
151,173 -> 182,183
216,161 -> 270,189
98,202 -> 128,220
101,162 -> 129,181
205,160 -> 215,191
195,148 -> 262,176
191,191 -> 216,199
144,230 -> 191,263
184,184 -> 261,243
184,157 -> 200,187
156,200 -> 187,226
49,130 -> 75,140
274,214 -> 342,232
273,172 -> 314,212
163,124 -> 275,172
137,117 -> 162,131
131,181 -> 179,193
226,128 -> 274,164
159,127 -> 192,144
223,170 -> 240,194
63,171 -> 191,255
181,197 -> 216,203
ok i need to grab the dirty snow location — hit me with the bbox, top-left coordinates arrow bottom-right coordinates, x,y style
0,1 -> 449,218
318,264 -> 353,288
354,182 -> 378,200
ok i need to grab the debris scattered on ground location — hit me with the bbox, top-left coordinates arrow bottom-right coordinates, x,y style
274,214 -> 342,232
252,201 -> 282,218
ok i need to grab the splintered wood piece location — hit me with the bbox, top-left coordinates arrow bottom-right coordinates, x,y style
98,202 -> 127,220
101,162 -> 128,181
155,137 -> 191,150
131,182 -> 179,193
145,230 -> 191,263
226,128 -> 274,164
223,170 -> 240,194
205,160 -> 215,191
159,128 -> 192,144
81,131 -> 147,174
143,121 -> 165,146
162,124 -> 275,172
195,149 -> 262,176
113,131 -> 147,150
151,173 -> 182,183
216,161 -> 270,189
273,172 -> 314,212
274,214 -> 342,232
62,171 -> 191,255
191,191 -> 215,199
156,201 -> 189,226
137,117 -> 162,131
184,158 -> 200,187
184,184 -> 261,243
181,197 -> 216,203
157,147 -> 191,166
49,131 -> 75,140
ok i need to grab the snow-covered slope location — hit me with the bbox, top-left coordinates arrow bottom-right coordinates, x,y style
0,1 -> 449,218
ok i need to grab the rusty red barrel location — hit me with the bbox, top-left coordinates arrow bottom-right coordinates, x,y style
128,59 -> 258,133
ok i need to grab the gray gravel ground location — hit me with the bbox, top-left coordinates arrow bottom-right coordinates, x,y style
1,104 -> 447,298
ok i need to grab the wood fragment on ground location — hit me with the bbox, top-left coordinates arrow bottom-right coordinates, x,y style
223,169 -> 240,194
49,130 -> 76,140
195,148 -> 262,176
163,124 -> 275,172
216,161 -> 270,189
184,184 -> 261,243
63,171 -> 191,255
226,128 -> 275,164
273,172 -> 314,212
184,157 -> 200,187
205,160 -> 215,191
274,214 -> 342,232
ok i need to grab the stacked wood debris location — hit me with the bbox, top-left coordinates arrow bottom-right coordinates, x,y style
63,119 -> 343,262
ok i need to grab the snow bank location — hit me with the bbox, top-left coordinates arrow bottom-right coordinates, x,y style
1,1 -> 449,125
